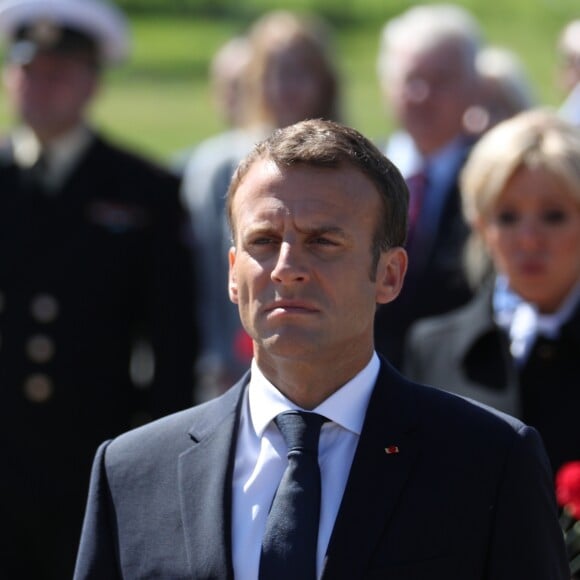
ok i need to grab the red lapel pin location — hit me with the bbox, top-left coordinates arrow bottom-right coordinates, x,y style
384,445 -> 400,455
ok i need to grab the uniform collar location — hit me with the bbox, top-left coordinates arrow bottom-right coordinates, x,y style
12,123 -> 94,189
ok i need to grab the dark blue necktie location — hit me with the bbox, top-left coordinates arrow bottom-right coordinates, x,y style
259,411 -> 327,580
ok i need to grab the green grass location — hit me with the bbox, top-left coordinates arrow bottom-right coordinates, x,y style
1,1 -> 578,163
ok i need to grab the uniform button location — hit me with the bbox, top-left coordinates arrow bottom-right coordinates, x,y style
30,293 -> 59,323
26,334 -> 55,363
23,374 -> 54,403
536,344 -> 556,360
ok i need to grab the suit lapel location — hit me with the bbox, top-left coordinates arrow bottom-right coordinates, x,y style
178,375 -> 248,580
322,360 -> 421,579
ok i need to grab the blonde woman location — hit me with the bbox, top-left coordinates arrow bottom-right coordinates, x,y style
404,109 -> 580,473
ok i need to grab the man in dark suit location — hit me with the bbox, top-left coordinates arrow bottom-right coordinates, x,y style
74,119 -> 568,579
374,4 -> 481,367
0,1 -> 199,577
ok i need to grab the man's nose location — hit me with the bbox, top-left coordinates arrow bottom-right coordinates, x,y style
270,242 -> 309,284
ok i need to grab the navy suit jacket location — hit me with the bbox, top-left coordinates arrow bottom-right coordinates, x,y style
74,359 -> 568,579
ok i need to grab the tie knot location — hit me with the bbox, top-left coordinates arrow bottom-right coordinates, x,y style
274,411 -> 327,455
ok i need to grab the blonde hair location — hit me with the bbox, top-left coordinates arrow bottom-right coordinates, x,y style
460,108 -> 580,285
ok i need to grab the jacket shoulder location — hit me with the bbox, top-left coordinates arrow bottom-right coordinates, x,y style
103,378 -> 245,467
88,134 -> 181,190
412,378 -> 524,432
407,286 -> 493,348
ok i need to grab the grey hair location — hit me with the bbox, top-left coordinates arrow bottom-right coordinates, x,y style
377,4 -> 482,86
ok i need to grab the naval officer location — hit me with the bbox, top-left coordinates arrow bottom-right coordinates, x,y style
0,0 -> 199,577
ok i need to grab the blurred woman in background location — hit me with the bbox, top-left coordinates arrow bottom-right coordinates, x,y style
241,9 -> 340,130
404,109 -> 580,473
180,10 -> 342,399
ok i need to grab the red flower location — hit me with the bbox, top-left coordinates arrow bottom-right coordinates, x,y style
556,461 -> 580,520
233,329 -> 254,363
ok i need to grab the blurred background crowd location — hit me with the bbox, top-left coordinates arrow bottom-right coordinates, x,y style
0,0 -> 579,578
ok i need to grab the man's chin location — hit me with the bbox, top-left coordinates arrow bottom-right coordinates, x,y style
257,330 -> 322,359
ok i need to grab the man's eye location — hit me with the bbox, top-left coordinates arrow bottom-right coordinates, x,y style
251,237 -> 276,245
310,236 -> 337,246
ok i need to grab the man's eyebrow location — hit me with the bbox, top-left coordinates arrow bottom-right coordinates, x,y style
243,221 -> 278,234
302,225 -> 349,237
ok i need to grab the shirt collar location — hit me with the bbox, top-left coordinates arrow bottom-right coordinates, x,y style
12,126 -> 42,168
12,124 -> 93,177
46,124 -> 93,174
493,274 -> 580,338
248,353 -> 380,439
385,130 -> 467,183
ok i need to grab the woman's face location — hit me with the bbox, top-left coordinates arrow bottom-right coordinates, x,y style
262,43 -> 327,128
478,165 -> 580,313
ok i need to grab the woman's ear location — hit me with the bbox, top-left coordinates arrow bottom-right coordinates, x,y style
375,247 -> 408,305
472,215 -> 491,250
228,246 -> 239,304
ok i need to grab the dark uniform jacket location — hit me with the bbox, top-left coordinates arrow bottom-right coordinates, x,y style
0,132 -> 199,579
404,281 -> 580,474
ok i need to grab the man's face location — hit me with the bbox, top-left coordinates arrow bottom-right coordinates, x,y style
3,51 -> 98,139
228,158 -> 406,368
388,40 -> 475,155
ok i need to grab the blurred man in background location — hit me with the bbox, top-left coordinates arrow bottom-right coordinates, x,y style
171,34 -> 253,172
181,10 -> 342,399
0,0 -> 199,577
464,44 -> 535,135
374,4 -> 481,367
557,19 -> 580,126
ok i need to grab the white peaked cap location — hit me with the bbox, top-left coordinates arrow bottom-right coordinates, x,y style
0,0 -> 130,64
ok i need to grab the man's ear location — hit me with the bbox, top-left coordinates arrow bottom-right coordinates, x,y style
375,247 -> 408,305
228,246 -> 238,304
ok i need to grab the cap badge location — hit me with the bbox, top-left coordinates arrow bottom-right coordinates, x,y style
29,20 -> 62,48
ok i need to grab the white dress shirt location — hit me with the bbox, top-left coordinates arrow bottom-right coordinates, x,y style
232,353 -> 380,580
493,275 -> 580,365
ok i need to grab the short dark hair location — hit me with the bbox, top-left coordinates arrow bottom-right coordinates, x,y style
227,119 -> 409,270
